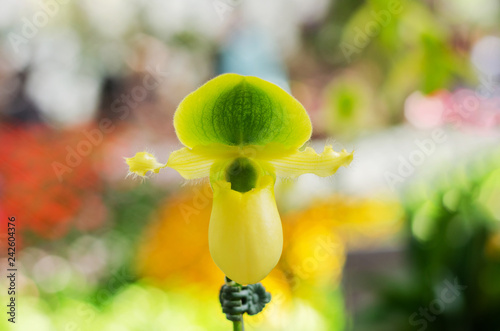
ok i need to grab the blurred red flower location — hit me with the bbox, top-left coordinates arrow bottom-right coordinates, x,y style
0,124 -> 104,241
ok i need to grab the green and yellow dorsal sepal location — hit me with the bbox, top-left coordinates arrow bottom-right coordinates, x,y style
174,73 -> 312,149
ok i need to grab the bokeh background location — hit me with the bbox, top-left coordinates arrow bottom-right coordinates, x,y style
1,0 -> 500,330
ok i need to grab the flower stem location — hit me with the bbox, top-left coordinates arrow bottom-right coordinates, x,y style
233,320 -> 244,331
225,277 -> 245,331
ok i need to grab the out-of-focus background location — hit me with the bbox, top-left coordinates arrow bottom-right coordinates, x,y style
0,0 -> 500,330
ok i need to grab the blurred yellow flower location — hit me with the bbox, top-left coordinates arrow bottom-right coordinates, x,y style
135,186 -> 402,292
134,185 -> 224,292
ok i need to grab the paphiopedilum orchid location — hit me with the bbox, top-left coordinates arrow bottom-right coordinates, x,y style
126,73 -> 353,285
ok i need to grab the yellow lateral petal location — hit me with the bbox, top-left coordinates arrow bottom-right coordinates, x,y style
266,145 -> 354,178
167,144 -> 239,179
125,152 -> 166,177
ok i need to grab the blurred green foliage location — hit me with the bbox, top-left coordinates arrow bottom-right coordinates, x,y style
355,151 -> 500,331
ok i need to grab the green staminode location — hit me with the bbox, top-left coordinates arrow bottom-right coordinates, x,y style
225,157 -> 258,193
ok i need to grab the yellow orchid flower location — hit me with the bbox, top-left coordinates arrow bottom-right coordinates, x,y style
125,73 -> 353,285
